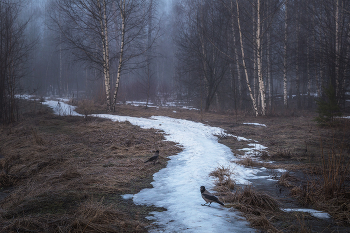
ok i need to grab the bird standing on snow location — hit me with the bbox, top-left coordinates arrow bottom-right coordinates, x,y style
144,150 -> 159,165
200,186 -> 224,206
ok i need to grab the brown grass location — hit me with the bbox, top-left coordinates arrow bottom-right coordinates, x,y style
225,185 -> 281,232
209,166 -> 236,190
2,98 -> 350,232
228,185 -> 280,211
0,100 -> 182,232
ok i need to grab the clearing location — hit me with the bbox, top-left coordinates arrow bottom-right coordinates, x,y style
0,98 -> 349,232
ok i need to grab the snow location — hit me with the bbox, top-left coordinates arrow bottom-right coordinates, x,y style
44,100 -> 82,116
94,114 -> 257,232
238,143 -> 267,157
39,98 -> 333,232
282,208 -> 331,219
42,99 -> 256,232
243,123 -> 267,127
125,100 -> 200,111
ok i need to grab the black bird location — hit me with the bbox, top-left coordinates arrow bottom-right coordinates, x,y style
200,186 -> 224,206
144,150 -> 159,165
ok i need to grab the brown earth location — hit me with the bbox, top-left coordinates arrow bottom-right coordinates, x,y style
0,99 -> 349,232
0,100 -> 182,232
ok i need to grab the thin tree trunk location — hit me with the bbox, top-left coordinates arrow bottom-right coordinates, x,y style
335,0 -> 340,98
236,0 -> 258,116
98,0 -> 111,111
296,6 -> 301,109
307,35 -> 311,108
256,0 -> 266,115
113,0 -> 126,111
199,1 -> 210,111
267,30 -> 272,112
283,0 -> 288,107
230,0 -> 242,109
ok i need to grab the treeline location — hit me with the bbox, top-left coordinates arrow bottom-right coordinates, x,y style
173,0 -> 350,115
1,0 -> 350,122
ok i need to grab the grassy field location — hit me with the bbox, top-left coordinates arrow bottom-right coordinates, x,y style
0,99 -> 349,232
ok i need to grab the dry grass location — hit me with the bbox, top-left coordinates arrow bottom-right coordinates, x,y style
2,98 -> 350,232
209,166 -> 281,232
0,101 -> 182,232
75,99 -> 96,119
209,166 -> 236,190
277,172 -> 297,188
228,185 -> 280,211
226,185 -> 281,232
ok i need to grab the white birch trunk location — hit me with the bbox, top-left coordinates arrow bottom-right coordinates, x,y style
98,0 -> 111,111
236,0 -> 258,116
256,0 -> 266,115
113,0 -> 126,111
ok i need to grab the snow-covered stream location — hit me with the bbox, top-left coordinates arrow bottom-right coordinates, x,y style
38,98 -> 331,233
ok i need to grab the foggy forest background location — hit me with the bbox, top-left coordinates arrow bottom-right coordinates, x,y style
1,0 -> 350,123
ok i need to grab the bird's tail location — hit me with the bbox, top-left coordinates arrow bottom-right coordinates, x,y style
218,200 -> 224,206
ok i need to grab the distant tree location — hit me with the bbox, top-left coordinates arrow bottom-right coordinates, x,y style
0,0 -> 33,124
175,0 -> 230,112
314,84 -> 342,125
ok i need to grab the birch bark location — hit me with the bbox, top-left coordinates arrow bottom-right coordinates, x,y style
236,0 -> 258,116
112,0 -> 126,111
98,0 -> 111,111
256,0 -> 266,115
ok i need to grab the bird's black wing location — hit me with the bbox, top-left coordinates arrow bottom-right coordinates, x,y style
202,193 -> 224,206
202,193 -> 220,202
145,155 -> 157,163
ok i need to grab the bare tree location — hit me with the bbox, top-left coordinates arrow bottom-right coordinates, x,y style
50,0 -> 113,110
0,0 -> 33,123
112,0 -> 157,111
174,0 -> 230,112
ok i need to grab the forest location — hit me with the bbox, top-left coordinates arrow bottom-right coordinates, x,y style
0,0 -> 350,232
0,0 -> 349,122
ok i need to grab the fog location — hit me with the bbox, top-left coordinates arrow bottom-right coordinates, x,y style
1,0 -> 350,122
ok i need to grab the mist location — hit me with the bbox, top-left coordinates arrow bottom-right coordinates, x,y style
1,0 -> 350,122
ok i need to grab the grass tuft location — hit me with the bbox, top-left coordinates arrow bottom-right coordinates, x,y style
209,166 -> 236,190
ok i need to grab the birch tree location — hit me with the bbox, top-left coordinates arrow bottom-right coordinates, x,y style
235,0 -> 258,115
51,0 -> 113,110
112,0 -> 157,111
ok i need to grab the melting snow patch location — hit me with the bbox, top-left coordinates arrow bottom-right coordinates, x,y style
274,168 -> 288,173
243,123 -> 267,127
44,100 -> 82,117
41,100 -> 258,232
282,208 -> 331,219
122,194 -> 134,200
239,143 -> 267,157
